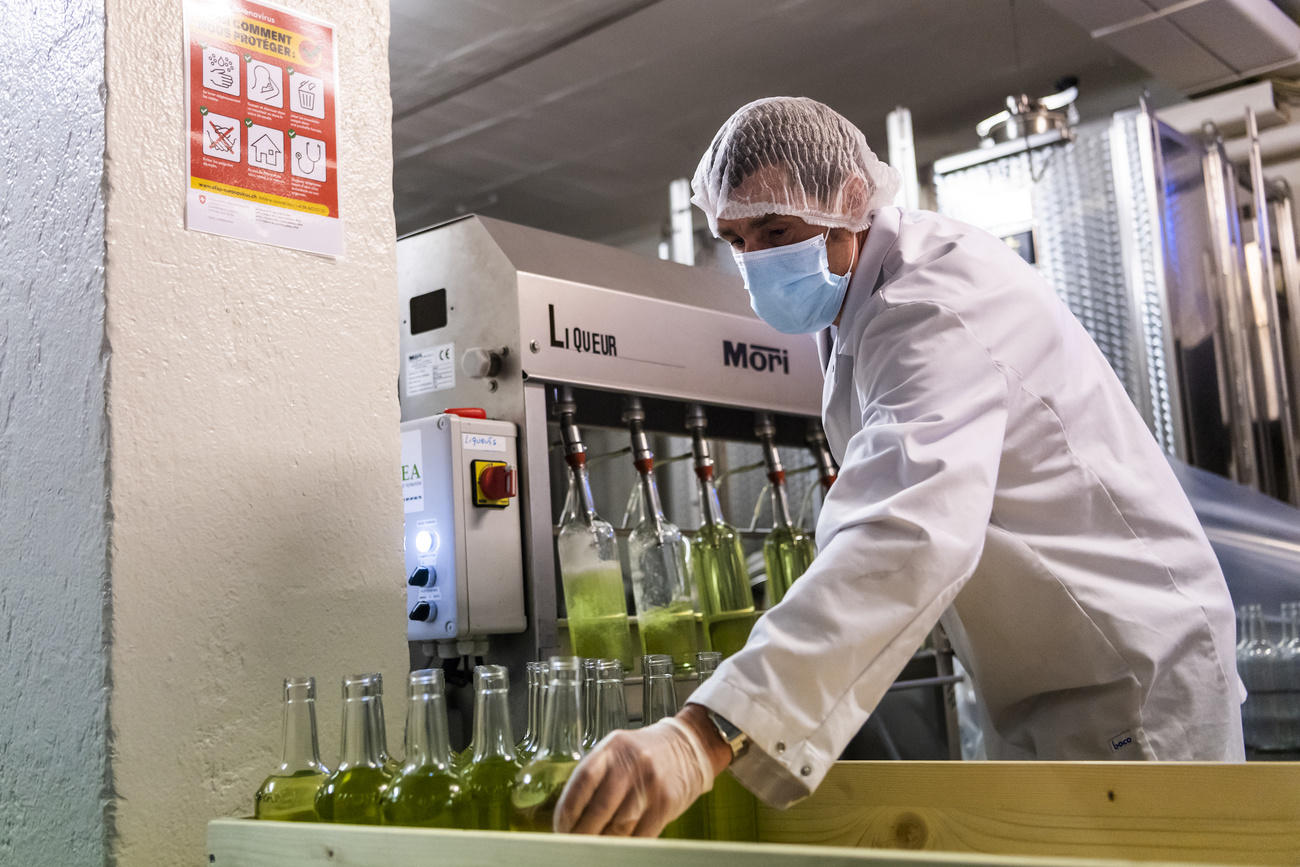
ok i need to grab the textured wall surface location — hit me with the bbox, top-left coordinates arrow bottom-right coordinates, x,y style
103,0 -> 403,862
0,2 -> 110,865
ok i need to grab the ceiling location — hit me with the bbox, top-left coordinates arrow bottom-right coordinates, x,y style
389,0 -> 1180,245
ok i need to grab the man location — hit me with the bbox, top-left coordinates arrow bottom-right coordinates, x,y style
554,97 -> 1244,837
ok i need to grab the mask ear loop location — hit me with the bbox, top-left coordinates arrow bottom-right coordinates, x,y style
825,228 -> 858,280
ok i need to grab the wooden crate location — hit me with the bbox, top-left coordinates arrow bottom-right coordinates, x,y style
207,760 -> 1300,866
759,761 -> 1300,865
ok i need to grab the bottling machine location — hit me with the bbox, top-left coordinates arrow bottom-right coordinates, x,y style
397,216 -> 959,756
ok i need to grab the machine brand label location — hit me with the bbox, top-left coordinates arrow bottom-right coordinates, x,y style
400,429 -> 424,514
723,340 -> 789,375
549,303 -> 617,357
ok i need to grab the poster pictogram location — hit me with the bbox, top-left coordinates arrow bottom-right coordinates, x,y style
184,0 -> 342,257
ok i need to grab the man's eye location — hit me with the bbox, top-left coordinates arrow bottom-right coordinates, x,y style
730,239 -> 745,249
769,228 -> 785,240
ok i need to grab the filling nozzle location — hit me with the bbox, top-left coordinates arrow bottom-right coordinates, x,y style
753,412 -> 785,485
621,396 -> 653,472
805,420 -> 838,489
554,386 -> 588,467
684,404 -> 714,481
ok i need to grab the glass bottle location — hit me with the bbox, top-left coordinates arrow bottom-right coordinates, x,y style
695,652 -> 758,841
516,661 -> 543,763
314,673 -> 393,824
1280,602 -> 1300,750
555,389 -> 636,668
510,657 -> 585,832
589,658 -> 629,744
756,413 -> 817,607
254,676 -> 330,821
642,655 -> 708,839
685,406 -> 757,658
464,665 -> 521,830
381,669 -> 468,827
1238,604 -> 1283,750
580,657 -> 600,753
623,398 -> 701,673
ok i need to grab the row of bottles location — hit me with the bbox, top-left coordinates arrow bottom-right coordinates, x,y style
254,653 -> 758,838
555,387 -> 825,673
1237,602 -> 1300,751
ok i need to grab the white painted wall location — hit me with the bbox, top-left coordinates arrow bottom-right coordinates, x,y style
102,0 -> 404,862
0,2 -> 110,865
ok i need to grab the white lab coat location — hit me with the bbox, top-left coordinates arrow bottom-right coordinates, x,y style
692,207 -> 1246,809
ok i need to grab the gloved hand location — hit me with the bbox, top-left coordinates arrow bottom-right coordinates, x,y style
553,715 -> 717,836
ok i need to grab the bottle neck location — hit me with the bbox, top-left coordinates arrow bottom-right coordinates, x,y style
471,685 -> 516,761
642,674 -> 678,723
769,480 -> 795,529
280,694 -> 325,773
566,463 -> 600,525
339,697 -> 387,769
593,676 -> 629,739
697,472 -> 727,528
537,671 -> 584,761
637,467 -> 668,525
403,692 -> 453,769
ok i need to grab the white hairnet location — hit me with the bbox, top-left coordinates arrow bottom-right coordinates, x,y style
690,96 -> 901,236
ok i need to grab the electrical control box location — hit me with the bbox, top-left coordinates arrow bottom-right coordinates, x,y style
401,411 -> 526,645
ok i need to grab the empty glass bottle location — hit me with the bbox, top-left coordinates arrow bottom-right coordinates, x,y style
625,398 -> 700,673
642,654 -> 708,839
695,652 -> 758,841
580,657 -> 601,753
756,413 -> 817,607
686,407 -> 757,658
314,673 -> 393,824
1238,604 -> 1285,750
464,665 -> 521,830
510,657 -> 585,832
516,661 -> 544,763
589,658 -> 630,745
381,669 -> 468,827
555,389 -> 636,668
254,676 -> 330,821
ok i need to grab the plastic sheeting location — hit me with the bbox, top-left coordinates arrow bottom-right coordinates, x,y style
1169,458 -> 1300,608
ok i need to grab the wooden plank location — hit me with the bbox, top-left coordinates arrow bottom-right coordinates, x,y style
757,762 -> 1300,865
205,819 -> 1209,867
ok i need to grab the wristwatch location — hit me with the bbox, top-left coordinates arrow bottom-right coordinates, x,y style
705,709 -> 750,761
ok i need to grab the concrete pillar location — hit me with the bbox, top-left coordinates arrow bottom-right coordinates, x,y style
2,1 -> 405,863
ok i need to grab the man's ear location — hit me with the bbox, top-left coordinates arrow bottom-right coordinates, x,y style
838,175 -> 870,217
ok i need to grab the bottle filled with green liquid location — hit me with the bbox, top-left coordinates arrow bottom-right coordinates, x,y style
554,389 -> 636,668
624,398 -> 701,674
516,661 -> 544,763
314,673 -> 393,824
756,413 -> 817,607
381,668 -> 468,828
589,658 -> 629,744
695,652 -> 759,841
642,654 -> 709,839
254,676 -> 330,821
510,657 -> 585,832
463,665 -> 521,830
685,406 -> 758,659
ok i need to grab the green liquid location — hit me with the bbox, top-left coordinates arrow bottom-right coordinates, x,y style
638,602 -> 699,673
314,766 -> 390,825
661,797 -> 709,839
381,764 -> 468,828
705,609 -> 757,658
562,568 -> 634,667
254,769 -> 328,821
706,772 -> 758,841
509,757 -> 579,833
764,526 -> 816,606
465,754 -> 521,831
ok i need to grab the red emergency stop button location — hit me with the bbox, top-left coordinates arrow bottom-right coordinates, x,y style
471,460 -> 515,508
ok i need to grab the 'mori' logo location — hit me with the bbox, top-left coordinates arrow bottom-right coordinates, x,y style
723,340 -> 789,375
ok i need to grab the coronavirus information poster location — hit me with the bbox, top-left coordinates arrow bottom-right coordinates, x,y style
183,0 -> 342,257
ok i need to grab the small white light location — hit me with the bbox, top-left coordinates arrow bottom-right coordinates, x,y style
415,530 -> 433,553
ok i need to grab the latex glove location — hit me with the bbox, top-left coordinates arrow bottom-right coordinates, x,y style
554,716 -> 715,836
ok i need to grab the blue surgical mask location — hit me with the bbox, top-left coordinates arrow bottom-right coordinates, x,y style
732,233 -> 853,334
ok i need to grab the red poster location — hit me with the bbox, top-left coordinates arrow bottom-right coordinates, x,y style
184,0 -> 342,256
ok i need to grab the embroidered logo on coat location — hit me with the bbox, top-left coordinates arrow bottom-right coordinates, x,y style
1109,730 -> 1135,751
